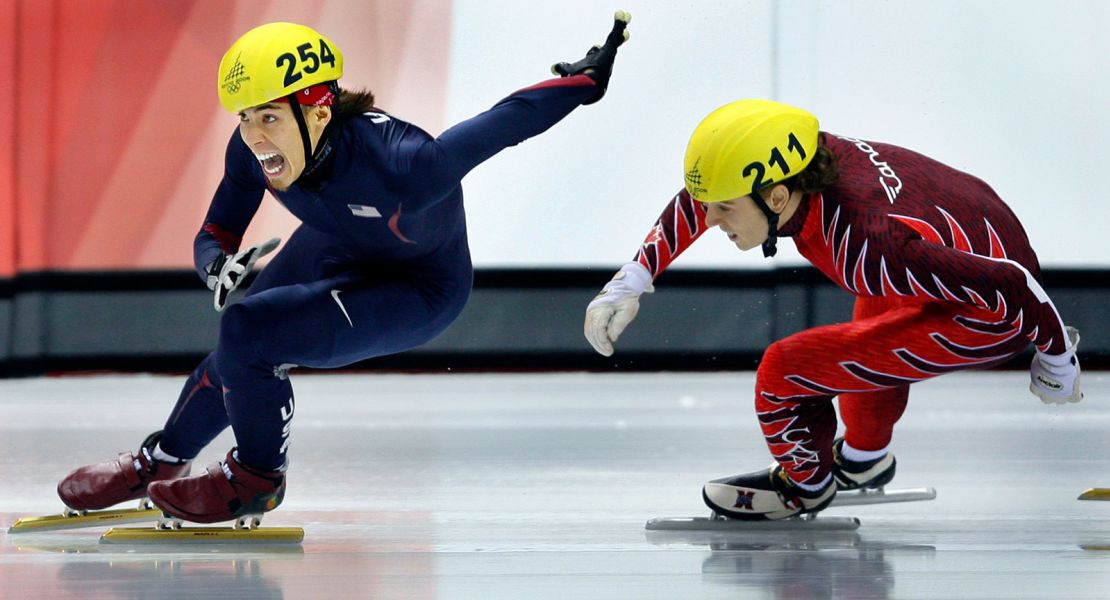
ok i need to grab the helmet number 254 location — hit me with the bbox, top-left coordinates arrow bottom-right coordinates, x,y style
276,39 -> 337,88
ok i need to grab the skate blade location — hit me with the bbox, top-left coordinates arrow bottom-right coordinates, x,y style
832,487 -> 937,506
100,526 -> 304,544
8,508 -> 162,533
1078,488 -> 1110,501
645,516 -> 860,532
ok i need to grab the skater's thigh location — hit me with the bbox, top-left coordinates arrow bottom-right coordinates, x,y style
841,296 -> 915,407
852,295 -> 917,321
763,300 -> 1028,395
223,271 -> 469,370
246,225 -> 358,296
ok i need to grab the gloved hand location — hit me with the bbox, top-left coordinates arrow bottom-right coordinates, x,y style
552,10 -> 631,105
584,261 -> 653,356
1030,326 -> 1083,404
205,237 -> 281,312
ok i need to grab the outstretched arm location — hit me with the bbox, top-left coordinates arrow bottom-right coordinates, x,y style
633,187 -> 710,278
584,187 -> 709,356
885,237 -> 1081,402
890,238 -> 1069,356
553,9 -> 631,105
401,11 -> 632,202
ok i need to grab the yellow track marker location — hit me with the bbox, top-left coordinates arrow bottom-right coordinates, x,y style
1078,488 -> 1110,501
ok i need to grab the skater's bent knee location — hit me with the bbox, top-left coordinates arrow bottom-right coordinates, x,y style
757,341 -> 787,377
218,303 -> 262,358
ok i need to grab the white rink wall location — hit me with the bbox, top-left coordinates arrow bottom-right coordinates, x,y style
445,0 -> 1110,268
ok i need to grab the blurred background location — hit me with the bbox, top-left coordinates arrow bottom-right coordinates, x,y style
0,0 -> 1106,375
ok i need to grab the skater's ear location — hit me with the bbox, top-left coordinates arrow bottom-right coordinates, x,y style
762,183 -> 793,214
302,104 -> 333,156
304,104 -> 333,129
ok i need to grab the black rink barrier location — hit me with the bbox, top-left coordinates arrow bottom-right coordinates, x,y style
1,268 -> 1106,376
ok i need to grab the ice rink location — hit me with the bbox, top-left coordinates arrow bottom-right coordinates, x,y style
2,370 -> 1109,599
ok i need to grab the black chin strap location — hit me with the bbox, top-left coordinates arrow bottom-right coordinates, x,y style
287,93 -> 314,172
750,188 -> 779,258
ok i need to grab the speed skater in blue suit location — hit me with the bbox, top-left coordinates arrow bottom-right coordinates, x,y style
56,12 -> 633,524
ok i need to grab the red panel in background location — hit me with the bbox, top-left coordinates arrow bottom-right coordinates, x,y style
49,1 -> 212,269
2,0 -> 453,274
0,2 -> 15,278
14,0 -> 53,273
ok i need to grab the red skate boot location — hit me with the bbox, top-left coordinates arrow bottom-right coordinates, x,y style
57,430 -> 192,512
146,449 -> 285,524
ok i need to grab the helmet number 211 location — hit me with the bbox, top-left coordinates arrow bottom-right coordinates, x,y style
276,39 -> 337,87
742,132 -> 808,191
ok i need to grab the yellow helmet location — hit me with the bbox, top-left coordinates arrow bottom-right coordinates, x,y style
218,22 -> 344,113
683,99 -> 819,202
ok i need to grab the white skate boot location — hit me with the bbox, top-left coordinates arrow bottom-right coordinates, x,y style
832,438 -> 896,491
702,465 -> 835,521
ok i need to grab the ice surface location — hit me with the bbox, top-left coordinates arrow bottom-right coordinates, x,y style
2,371 -> 1109,599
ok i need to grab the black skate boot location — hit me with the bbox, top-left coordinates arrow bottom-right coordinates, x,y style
702,465 -> 836,521
57,430 -> 191,511
147,448 -> 285,524
832,438 -> 897,491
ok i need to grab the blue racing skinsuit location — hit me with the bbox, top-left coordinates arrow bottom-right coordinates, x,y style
160,75 -> 599,470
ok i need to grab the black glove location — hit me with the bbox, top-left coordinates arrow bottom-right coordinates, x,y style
552,10 -> 631,105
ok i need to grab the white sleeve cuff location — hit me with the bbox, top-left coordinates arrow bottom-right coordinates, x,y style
617,261 -> 653,295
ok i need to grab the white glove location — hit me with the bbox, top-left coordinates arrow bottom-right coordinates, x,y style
205,237 -> 281,312
1030,326 -> 1083,404
584,262 -> 654,356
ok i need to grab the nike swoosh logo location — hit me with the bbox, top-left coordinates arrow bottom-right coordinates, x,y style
330,289 -> 354,327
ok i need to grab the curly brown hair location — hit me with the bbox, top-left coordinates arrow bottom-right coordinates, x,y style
791,144 -> 839,193
335,87 -> 376,119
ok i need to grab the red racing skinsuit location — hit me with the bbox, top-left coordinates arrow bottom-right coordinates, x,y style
633,132 -> 1069,486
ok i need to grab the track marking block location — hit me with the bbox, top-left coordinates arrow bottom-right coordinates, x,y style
1079,488 -> 1110,501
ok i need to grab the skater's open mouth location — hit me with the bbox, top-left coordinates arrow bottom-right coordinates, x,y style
255,152 -> 286,176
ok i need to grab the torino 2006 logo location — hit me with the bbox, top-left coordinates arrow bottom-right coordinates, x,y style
222,53 -> 250,95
